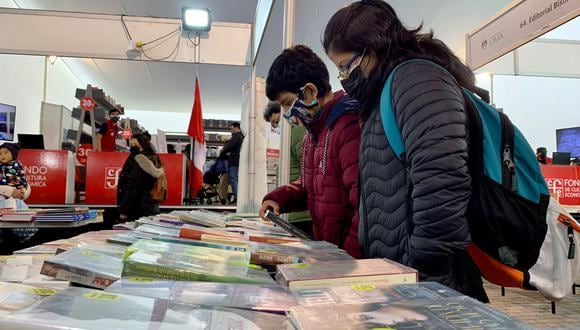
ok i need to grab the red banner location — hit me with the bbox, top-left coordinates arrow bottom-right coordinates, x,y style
541,165 -> 580,206
19,150 -> 74,204
85,152 -> 185,206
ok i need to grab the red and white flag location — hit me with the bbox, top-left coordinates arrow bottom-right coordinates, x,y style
187,78 -> 206,197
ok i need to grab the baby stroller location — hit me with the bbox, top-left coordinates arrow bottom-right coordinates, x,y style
197,158 -> 228,205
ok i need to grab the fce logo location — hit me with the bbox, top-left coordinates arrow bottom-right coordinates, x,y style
546,178 -> 564,195
105,167 -> 122,189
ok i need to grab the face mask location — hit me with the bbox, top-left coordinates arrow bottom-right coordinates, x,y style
111,115 -> 120,123
283,89 -> 319,127
340,65 -> 366,100
129,146 -> 140,155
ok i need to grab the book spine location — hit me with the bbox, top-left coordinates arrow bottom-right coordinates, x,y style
40,262 -> 117,289
250,252 -> 305,266
249,236 -> 300,244
287,273 -> 418,291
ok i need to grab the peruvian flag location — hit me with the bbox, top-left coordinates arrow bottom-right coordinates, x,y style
187,78 -> 206,197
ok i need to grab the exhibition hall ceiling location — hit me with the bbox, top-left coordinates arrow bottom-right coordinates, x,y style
0,0 -> 512,118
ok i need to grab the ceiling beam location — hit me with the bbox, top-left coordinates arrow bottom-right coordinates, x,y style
0,7 -> 252,66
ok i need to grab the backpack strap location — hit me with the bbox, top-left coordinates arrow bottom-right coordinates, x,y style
379,59 -> 463,164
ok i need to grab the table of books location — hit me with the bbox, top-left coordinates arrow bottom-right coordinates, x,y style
0,210 -> 534,329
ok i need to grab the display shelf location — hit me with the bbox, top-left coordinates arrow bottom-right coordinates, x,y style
0,216 -> 103,229
206,141 -> 226,146
75,86 -> 124,114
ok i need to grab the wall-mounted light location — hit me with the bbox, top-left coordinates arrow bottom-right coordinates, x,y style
48,55 -> 58,65
182,7 -> 212,32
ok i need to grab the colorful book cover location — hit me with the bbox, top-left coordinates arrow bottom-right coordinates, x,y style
122,249 -> 275,285
124,239 -> 250,264
106,278 -> 298,313
289,297 -> 532,330
0,282 -> 60,316
250,242 -> 353,266
40,248 -> 123,289
276,258 -> 417,290
292,282 -> 463,306
179,224 -> 246,240
0,287 -> 295,329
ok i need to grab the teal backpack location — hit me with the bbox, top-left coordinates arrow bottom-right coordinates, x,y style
380,59 -> 556,292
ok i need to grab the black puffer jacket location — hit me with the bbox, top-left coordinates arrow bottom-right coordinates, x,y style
117,153 -> 164,221
359,61 -> 487,301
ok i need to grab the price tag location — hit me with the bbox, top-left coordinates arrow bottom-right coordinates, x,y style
76,144 -> 93,166
28,288 -> 58,296
80,96 -> 96,111
83,292 -> 120,301
128,277 -> 155,283
351,284 -> 376,291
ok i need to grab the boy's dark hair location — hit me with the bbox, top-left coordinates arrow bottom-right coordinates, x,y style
109,108 -> 120,115
231,122 -> 241,129
263,101 -> 281,122
266,45 -> 332,101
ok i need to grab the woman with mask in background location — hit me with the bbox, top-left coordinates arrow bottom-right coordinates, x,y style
323,0 -> 488,301
258,45 -> 363,258
117,131 -> 164,222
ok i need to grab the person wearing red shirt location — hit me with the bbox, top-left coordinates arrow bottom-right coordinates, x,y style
96,109 -> 121,152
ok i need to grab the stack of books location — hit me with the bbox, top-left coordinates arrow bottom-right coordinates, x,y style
33,207 -> 93,222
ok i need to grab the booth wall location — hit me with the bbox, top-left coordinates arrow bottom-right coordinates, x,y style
493,75 -> 580,154
0,54 -> 44,137
0,53 -> 82,139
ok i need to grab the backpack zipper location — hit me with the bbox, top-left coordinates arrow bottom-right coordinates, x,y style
503,145 -> 517,192
499,112 -> 517,193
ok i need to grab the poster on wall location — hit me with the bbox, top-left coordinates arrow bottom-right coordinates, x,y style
542,165 -> 580,206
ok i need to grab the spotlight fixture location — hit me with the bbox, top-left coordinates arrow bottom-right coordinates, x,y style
182,7 -> 212,32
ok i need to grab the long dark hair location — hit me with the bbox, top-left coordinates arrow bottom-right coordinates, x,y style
323,0 -> 476,116
133,131 -> 162,168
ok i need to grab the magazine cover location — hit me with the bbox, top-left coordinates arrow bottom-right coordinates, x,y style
0,282 -> 59,316
122,249 -> 275,285
106,278 -> 298,313
290,297 -> 532,330
40,248 -> 123,289
292,282 -> 463,306
276,259 -> 417,290
0,287 -> 295,329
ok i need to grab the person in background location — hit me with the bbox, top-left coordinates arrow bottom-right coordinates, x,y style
117,132 -> 164,221
167,144 -> 176,154
96,109 -> 121,152
0,143 -> 30,209
323,0 -> 487,301
536,147 -> 552,165
258,45 -> 362,258
219,122 -> 244,203
263,101 -> 312,236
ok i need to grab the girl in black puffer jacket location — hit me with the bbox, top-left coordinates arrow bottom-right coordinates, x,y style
117,132 -> 164,221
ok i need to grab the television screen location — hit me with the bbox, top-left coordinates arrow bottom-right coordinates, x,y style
0,103 -> 16,141
556,126 -> 580,158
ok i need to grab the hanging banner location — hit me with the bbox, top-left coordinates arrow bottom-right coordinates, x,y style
541,165 -> 580,206
466,0 -> 580,69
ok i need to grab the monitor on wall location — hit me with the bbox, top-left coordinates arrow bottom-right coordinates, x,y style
556,126 -> 580,158
0,103 -> 16,142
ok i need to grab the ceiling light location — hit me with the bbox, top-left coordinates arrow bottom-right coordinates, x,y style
182,8 -> 211,32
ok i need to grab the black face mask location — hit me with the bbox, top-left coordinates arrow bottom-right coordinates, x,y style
111,115 -> 120,123
340,66 -> 366,101
129,146 -> 140,155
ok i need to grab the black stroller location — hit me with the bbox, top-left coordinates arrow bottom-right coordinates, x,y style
196,158 -> 228,205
